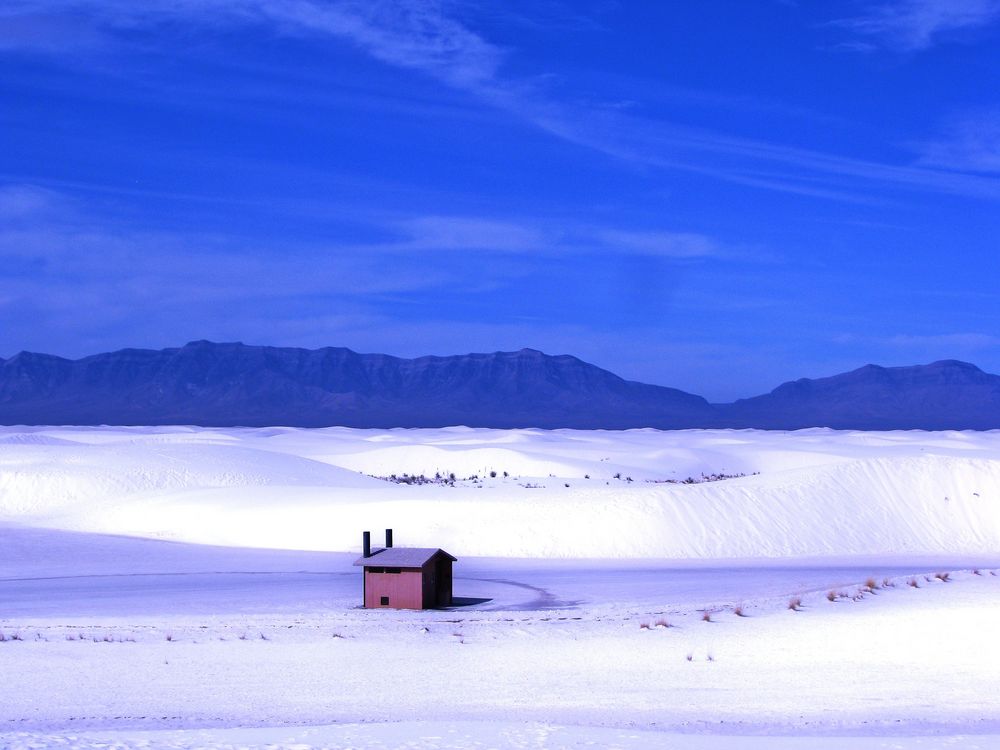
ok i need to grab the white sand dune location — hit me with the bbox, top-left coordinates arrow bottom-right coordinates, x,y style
2,426 -> 999,558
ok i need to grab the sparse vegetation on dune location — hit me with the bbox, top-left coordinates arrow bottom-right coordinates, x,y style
647,471 -> 759,484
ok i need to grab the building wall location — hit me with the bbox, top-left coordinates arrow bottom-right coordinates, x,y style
364,568 -> 423,609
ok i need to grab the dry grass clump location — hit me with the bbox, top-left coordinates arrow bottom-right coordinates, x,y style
972,569 -> 982,576
907,577 -> 920,588
787,596 -> 803,611
935,572 -> 951,583
701,611 -> 713,623
638,622 -> 651,630
732,604 -> 747,617
864,577 -> 879,592
654,618 -> 671,628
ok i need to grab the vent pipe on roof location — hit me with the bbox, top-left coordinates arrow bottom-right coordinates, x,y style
385,528 -> 393,548
363,531 -> 371,558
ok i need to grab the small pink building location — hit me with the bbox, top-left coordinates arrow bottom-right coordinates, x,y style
353,529 -> 456,609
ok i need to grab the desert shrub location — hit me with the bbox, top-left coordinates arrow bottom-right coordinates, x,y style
826,590 -> 838,602
702,611 -> 712,622
788,596 -> 803,611
935,572 -> 951,583
907,578 -> 919,588
654,618 -> 671,628
733,604 -> 747,617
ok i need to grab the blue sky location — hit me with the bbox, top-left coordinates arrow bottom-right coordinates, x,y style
2,0 -> 1000,400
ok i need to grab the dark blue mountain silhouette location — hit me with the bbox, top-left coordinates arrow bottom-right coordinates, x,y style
0,341 -> 710,429
2,341 -> 998,429
723,360 -> 1000,430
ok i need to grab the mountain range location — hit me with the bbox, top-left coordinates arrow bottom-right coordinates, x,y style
1,340 -> 999,430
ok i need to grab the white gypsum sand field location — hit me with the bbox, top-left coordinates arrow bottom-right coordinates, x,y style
1,425 -> 1000,750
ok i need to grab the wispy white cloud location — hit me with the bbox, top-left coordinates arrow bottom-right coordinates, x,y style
0,0 -> 505,87
383,215 -> 737,261
0,185 -> 731,311
913,109 -> 1000,174
595,230 -> 718,259
255,1 -> 505,89
396,215 -> 545,252
833,0 -> 1000,51
0,184 -> 68,219
6,1 -> 1000,202
0,184 -> 457,307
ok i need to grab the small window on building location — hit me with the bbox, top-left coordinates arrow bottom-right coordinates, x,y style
368,567 -> 384,573
385,567 -> 401,574
380,596 -> 389,606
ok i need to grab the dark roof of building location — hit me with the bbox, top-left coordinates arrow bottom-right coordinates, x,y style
353,547 -> 457,568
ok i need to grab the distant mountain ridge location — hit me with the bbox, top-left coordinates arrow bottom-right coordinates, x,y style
1,341 -> 999,430
724,359 -> 1000,430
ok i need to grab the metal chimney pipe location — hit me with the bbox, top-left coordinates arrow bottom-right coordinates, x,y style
385,528 -> 393,548
363,531 -> 371,558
